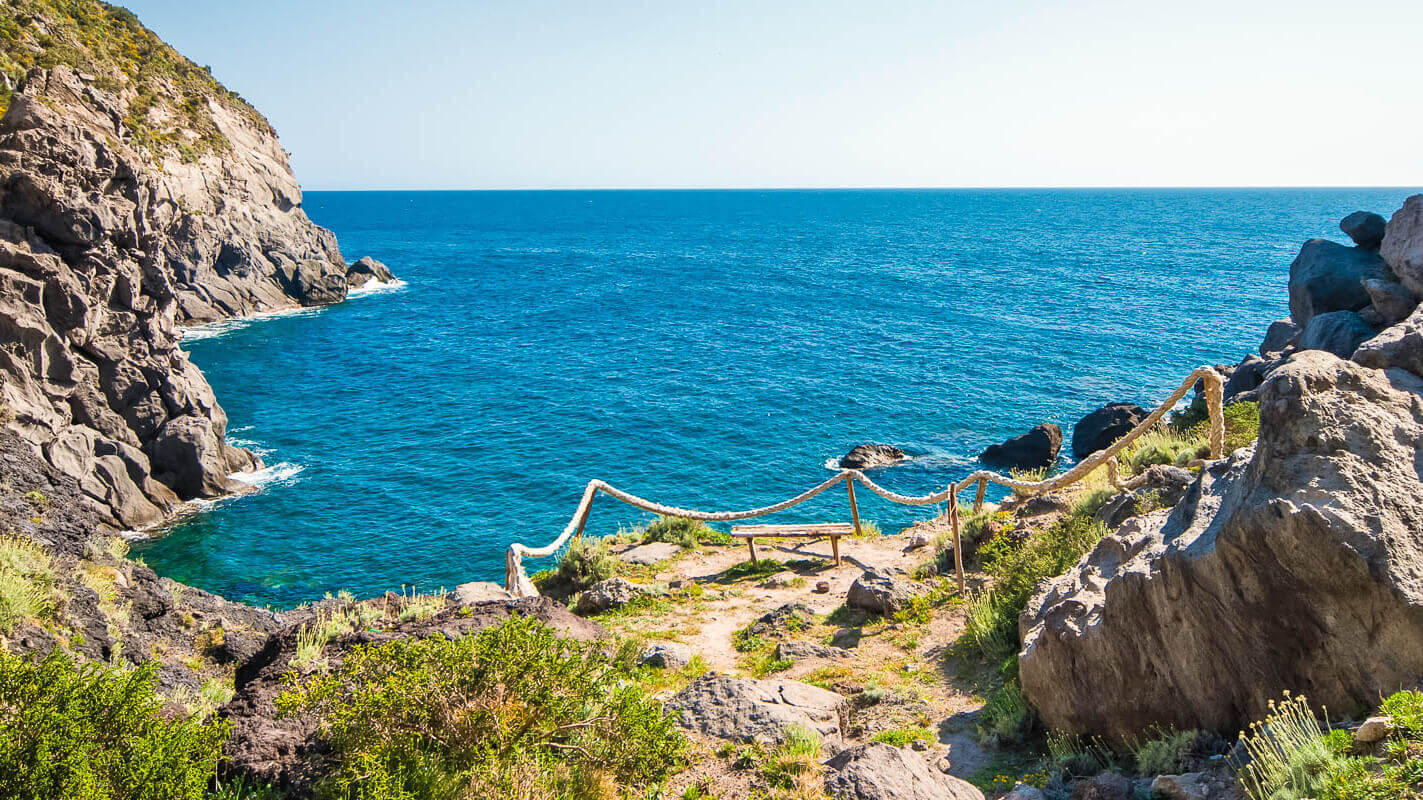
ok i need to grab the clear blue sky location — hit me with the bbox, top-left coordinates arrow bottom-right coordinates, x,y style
122,0 -> 1423,190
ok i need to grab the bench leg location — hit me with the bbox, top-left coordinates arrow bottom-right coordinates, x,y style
831,536 -> 840,566
745,538 -> 757,564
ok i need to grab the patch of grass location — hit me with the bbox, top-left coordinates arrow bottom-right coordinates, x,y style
289,602 -> 385,671
871,726 -> 934,747
1046,730 -> 1108,777
760,724 -> 823,793
1118,428 -> 1199,474
277,616 -> 687,799
720,558 -> 789,583
962,588 -> 1018,666
0,535 -> 56,634
0,650 -> 229,798
978,681 -> 1033,747
396,585 -> 447,622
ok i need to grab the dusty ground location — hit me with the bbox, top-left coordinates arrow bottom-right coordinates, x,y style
593,519 -> 1001,786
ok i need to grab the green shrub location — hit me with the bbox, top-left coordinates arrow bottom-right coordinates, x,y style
641,515 -> 725,548
547,536 -> 618,593
277,615 -> 686,800
760,724 -> 822,791
1046,731 -> 1106,777
978,682 -> 1033,747
0,535 -> 56,634
1119,428 -> 1199,474
0,651 -> 229,799
1133,728 -> 1198,775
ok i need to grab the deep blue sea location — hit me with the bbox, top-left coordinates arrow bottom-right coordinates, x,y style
134,188 -> 1414,608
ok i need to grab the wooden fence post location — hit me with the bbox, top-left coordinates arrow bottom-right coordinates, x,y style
950,488 -> 965,592
973,477 -> 987,513
845,474 -> 863,537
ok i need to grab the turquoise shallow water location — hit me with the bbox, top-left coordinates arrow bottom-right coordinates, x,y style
134,188 -> 1414,608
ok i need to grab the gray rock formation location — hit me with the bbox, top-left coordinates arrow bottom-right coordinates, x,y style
1297,310 -> 1375,358
1071,403 -> 1148,459
667,673 -> 848,743
980,423 -> 1062,470
1362,278 -> 1417,325
1354,304 -> 1423,376
1259,318 -> 1299,355
846,569 -> 922,615
1093,464 -> 1192,529
1340,211 -> 1387,250
1381,194 -> 1423,296
775,640 -> 851,661
839,444 -> 906,470
617,541 -> 682,565
573,577 -> 642,614
822,743 -> 984,800
1019,351 -> 1423,740
1222,354 -> 1270,402
346,256 -> 395,289
0,65 -> 391,529
1287,239 -> 1387,326
640,641 -> 692,669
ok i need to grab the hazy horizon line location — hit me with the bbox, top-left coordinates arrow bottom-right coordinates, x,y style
302,184 -> 1423,193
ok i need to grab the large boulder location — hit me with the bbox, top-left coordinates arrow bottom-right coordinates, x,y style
1259,318 -> 1299,356
1381,194 -> 1423,296
1353,304 -> 1423,377
667,673 -> 848,743
1019,352 -> 1423,740
1093,464 -> 1193,529
1287,239 -> 1387,326
822,743 -> 985,800
846,569 -> 922,615
839,444 -> 906,470
573,578 -> 642,614
346,256 -> 396,288
1340,211 -> 1387,250
980,423 -> 1062,470
1071,403 -> 1148,459
1222,354 -> 1270,402
1363,278 -> 1418,326
1297,310 -> 1375,358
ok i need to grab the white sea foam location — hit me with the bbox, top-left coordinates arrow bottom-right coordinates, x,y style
347,277 -> 409,297
230,461 -> 305,489
181,306 -> 323,341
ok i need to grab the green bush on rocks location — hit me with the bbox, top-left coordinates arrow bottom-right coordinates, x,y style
0,651 -> 229,799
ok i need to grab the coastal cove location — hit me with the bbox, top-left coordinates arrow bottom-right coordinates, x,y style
136,188 -> 1414,608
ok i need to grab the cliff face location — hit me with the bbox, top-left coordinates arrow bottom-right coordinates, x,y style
0,4 -> 388,529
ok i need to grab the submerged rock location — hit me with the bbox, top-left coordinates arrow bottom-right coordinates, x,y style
980,423 -> 1062,470
839,444 -> 907,470
1019,352 -> 1423,740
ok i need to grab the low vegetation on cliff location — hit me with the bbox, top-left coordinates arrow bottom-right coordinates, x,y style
0,0 -> 269,158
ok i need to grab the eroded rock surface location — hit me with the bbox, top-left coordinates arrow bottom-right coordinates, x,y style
1020,351 -> 1423,740
0,64 -> 389,528
822,743 -> 985,800
668,673 -> 849,744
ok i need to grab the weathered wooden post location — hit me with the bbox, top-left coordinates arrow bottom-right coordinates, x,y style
845,473 -> 863,537
950,486 -> 965,592
972,476 -> 987,513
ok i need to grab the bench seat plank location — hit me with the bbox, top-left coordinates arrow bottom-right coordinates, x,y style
728,523 -> 854,565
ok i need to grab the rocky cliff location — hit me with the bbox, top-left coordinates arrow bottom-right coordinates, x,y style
0,1 -> 392,529
1018,201 -> 1423,741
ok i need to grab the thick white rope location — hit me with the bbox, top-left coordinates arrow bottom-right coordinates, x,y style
505,366 -> 1225,595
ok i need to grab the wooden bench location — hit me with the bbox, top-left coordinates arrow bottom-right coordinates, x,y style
729,523 -> 855,566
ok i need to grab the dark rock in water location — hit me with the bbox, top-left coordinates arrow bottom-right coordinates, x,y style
1019,352 -> 1423,741
839,444 -> 907,470
1259,318 -> 1300,355
1341,211 -> 1387,250
1353,303 -> 1423,377
1287,239 -> 1387,326
146,415 -> 239,499
1071,403 -> 1148,459
822,742 -> 985,800
1381,194 -> 1423,296
1298,310 -> 1375,358
346,256 -> 396,288
1363,278 -> 1418,325
980,423 -> 1062,470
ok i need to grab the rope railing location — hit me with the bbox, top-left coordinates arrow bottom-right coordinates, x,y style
506,366 -> 1225,597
